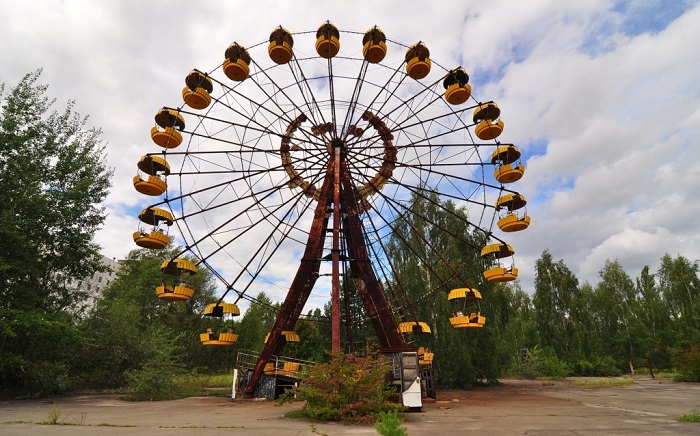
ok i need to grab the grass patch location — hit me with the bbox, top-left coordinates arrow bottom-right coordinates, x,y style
123,372 -> 233,401
571,378 -> 636,387
676,411 -> 700,423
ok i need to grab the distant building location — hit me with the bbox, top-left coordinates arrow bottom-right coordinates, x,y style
64,255 -> 122,315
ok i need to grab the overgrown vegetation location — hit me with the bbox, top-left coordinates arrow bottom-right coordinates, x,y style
375,410 -> 407,436
278,351 -> 405,424
570,378 -> 636,387
673,345 -> 700,382
676,411 -> 700,423
0,70 -> 112,398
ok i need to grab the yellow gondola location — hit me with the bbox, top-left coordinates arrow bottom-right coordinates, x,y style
418,347 -> 434,365
405,42 -> 431,80
277,361 -> 301,376
268,26 -> 294,64
200,329 -> 239,346
398,321 -> 432,334
443,68 -> 471,105
450,312 -> 486,328
264,330 -> 300,343
151,108 -> 185,149
160,258 -> 197,276
448,287 -> 486,328
480,243 -> 518,282
182,70 -> 213,110
473,102 -> 504,140
223,43 -> 251,81
491,144 -> 525,184
495,193 -> 531,232
362,26 -> 387,63
203,302 -> 241,317
133,155 -> 170,197
134,206 -> 173,249
315,21 -> 340,59
155,284 -> 195,301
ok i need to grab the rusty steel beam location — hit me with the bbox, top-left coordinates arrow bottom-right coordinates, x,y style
331,146 -> 342,353
244,162 -> 334,396
339,158 -> 404,348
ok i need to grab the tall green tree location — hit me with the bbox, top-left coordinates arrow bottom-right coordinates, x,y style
532,250 -> 580,362
658,254 -> 700,347
0,71 -> 112,397
77,247 -> 218,388
385,188 -> 496,388
635,265 -> 673,373
593,260 -> 642,372
234,292 -> 278,353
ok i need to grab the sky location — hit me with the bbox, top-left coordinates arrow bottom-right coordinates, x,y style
1,0 -> 699,311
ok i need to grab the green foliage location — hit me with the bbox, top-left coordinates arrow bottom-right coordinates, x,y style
0,309 -> 83,397
532,251 -> 582,363
676,411 -> 700,423
279,351 -> 403,423
124,327 -> 184,401
509,346 -> 570,379
0,70 -> 112,398
673,345 -> 700,382
375,410 -> 407,436
233,292 -> 278,353
385,188 -> 499,388
571,356 -> 621,377
76,246 -> 219,390
571,378 -> 635,386
44,407 -> 63,425
658,255 -> 700,347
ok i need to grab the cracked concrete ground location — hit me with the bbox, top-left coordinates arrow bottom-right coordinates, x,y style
1,378 -> 699,435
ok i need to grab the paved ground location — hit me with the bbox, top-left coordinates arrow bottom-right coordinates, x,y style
1,378 -> 699,435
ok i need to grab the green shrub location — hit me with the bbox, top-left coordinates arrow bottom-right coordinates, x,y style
572,356 -> 621,377
124,328 -> 184,400
676,410 -> 700,423
125,360 -> 180,401
278,351 -> 404,423
673,345 -> 700,382
375,410 -> 407,436
509,346 -> 570,379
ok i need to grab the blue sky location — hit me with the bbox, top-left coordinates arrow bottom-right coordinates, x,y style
1,0 -> 699,310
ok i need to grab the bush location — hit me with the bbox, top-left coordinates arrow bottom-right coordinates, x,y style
278,351 -> 404,424
124,328 -> 184,400
509,346 -> 570,379
673,345 -> 700,382
572,356 -> 621,377
375,410 -> 407,436
125,360 -> 180,401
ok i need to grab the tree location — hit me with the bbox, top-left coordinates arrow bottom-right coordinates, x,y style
76,246 -> 218,388
385,188 -> 496,388
532,250 -> 580,362
234,292 -> 278,353
658,254 -> 700,347
635,265 -> 672,375
593,260 -> 642,372
0,70 -> 112,397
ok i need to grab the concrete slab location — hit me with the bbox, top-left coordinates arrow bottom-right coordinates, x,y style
1,378 -> 698,435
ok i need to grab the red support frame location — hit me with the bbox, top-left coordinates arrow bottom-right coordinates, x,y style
244,141 -> 403,396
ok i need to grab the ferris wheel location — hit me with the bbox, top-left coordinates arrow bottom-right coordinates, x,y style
132,22 -> 529,394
